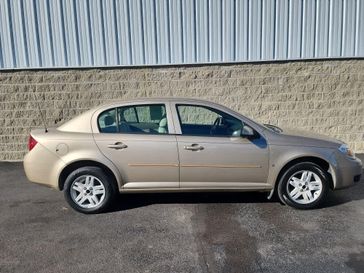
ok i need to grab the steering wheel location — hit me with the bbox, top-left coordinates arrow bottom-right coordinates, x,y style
213,117 -> 223,127
210,117 -> 224,135
119,121 -> 132,133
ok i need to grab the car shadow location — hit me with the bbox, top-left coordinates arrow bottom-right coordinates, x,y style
108,191 -> 274,212
108,169 -> 364,212
108,188 -> 363,213
321,168 -> 364,208
322,183 -> 364,208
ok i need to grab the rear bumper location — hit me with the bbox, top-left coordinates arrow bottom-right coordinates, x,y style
330,153 -> 363,189
23,143 -> 65,190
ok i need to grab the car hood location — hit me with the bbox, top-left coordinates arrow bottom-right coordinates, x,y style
266,127 -> 344,148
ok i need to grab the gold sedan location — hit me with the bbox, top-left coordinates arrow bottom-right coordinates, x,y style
24,98 -> 362,213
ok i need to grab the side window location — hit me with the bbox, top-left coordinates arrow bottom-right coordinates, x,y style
122,107 -> 138,123
98,108 -> 117,133
178,105 -> 219,125
135,105 -> 165,123
118,104 -> 168,134
176,104 -> 243,137
98,105 -> 169,134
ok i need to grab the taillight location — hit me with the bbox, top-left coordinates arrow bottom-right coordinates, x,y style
28,135 -> 38,151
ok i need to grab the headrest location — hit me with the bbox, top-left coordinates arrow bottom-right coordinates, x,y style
159,117 -> 167,127
104,115 -> 115,126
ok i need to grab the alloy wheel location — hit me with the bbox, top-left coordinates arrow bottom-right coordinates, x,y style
286,170 -> 323,204
70,175 -> 106,208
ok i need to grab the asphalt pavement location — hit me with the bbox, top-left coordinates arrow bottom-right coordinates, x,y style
0,161 -> 363,273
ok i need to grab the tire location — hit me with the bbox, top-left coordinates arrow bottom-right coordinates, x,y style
277,162 -> 329,209
64,166 -> 116,214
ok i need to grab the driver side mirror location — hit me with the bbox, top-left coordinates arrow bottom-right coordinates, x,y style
240,125 -> 258,139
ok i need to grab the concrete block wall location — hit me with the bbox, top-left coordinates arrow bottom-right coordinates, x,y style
0,59 -> 363,161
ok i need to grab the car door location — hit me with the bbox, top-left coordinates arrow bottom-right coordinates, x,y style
93,102 -> 179,189
173,103 -> 270,189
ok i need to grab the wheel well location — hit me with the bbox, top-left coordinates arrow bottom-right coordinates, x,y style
275,156 -> 334,190
59,160 -> 118,191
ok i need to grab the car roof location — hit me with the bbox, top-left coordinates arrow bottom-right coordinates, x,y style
59,97 -> 267,134
99,97 -> 214,105
93,97 -> 223,110
92,97 -> 266,129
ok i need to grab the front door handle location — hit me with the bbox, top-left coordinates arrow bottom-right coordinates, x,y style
184,143 -> 204,151
107,142 -> 128,150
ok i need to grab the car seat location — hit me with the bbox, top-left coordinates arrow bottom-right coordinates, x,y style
158,116 -> 168,134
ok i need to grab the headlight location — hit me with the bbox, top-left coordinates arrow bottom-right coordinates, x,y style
338,144 -> 355,158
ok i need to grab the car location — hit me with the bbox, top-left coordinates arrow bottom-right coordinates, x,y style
24,98 -> 362,213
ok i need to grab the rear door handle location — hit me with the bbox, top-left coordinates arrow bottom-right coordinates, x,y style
107,142 -> 128,150
184,143 -> 204,151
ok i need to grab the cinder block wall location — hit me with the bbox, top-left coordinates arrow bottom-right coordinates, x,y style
1,59 -> 363,161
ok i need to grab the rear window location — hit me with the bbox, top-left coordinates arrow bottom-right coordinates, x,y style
98,104 -> 169,134
98,108 -> 117,133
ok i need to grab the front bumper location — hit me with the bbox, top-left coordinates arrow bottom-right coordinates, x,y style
330,152 -> 363,189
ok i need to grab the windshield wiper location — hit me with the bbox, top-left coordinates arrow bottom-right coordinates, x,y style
263,124 -> 283,133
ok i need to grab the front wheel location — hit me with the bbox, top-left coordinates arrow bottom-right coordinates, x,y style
64,166 -> 116,214
277,162 -> 329,209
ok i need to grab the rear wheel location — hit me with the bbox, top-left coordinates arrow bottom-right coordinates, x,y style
64,166 -> 116,214
277,162 -> 329,209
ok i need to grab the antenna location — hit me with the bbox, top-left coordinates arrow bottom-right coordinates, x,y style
32,88 -> 48,133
